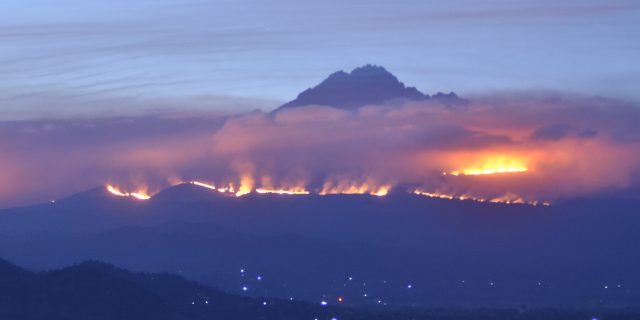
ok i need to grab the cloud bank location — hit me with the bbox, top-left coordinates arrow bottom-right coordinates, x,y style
1,93 -> 639,207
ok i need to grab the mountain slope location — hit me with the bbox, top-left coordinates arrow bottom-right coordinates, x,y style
2,186 -> 640,308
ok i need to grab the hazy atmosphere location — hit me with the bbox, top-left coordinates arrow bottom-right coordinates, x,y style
2,93 -> 640,208
2,0 -> 639,119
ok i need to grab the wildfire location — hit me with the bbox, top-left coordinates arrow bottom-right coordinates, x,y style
446,156 -> 528,176
190,181 -> 237,195
256,188 -> 310,195
235,175 -> 254,197
217,186 -> 236,194
319,180 -> 390,197
105,184 -> 151,200
189,178 -> 387,197
412,190 -> 549,206
370,186 -> 390,197
191,181 -> 216,190
413,191 -> 456,200
104,180 -> 552,207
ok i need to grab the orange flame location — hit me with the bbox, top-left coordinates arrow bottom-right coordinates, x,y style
189,177 -> 390,197
255,188 -> 310,195
105,180 -> 553,206
446,155 -> 528,176
190,180 -> 238,195
218,186 -> 236,194
106,184 -> 151,200
191,178 -> 311,196
191,180 -> 216,190
320,179 -> 390,197
235,175 -> 254,197
413,189 -> 549,206
255,176 -> 309,195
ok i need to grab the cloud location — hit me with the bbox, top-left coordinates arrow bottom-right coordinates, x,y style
0,93 -> 639,207
530,123 -> 597,141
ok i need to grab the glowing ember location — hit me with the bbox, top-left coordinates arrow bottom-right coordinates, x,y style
106,184 -> 151,200
413,191 -> 456,200
129,192 -> 151,200
256,188 -> 310,195
190,178 -> 388,196
413,190 -> 549,206
190,180 -> 245,196
190,181 -> 217,190
106,185 -> 127,197
219,186 -> 236,194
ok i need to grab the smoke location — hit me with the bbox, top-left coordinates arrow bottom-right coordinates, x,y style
1,93 -> 639,207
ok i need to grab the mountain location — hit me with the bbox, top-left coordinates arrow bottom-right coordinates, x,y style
0,186 -> 151,235
0,257 -> 637,320
0,258 -> 357,320
2,184 -> 640,308
276,65 -> 467,111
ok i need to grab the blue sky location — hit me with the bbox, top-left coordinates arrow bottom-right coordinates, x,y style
1,0 -> 639,119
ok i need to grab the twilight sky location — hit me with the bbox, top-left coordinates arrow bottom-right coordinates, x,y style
1,0 -> 639,119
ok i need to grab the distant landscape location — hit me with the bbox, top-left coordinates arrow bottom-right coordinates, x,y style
2,64 -> 640,319
2,1 -> 640,318
2,183 -> 640,311
2,258 -> 640,320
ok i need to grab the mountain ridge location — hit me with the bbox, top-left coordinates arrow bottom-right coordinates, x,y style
2,257 -> 635,319
276,64 -> 467,111
0,257 -> 353,320
2,185 -> 640,308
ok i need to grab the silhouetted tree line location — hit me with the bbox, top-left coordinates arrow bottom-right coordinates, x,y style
0,258 -> 638,320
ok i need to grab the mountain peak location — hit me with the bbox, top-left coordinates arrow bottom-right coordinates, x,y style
350,64 -> 392,76
276,64 -> 466,111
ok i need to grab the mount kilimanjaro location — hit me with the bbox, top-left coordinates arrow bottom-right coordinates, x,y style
276,64 -> 467,111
